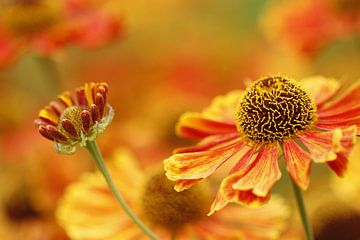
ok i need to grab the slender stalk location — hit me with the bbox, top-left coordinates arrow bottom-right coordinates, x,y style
290,179 -> 314,240
85,141 -> 159,240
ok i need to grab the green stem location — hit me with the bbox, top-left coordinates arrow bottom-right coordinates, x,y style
85,141 -> 159,240
290,179 -> 314,240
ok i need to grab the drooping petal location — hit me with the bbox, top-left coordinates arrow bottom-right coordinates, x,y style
174,178 -> 203,192
209,145 -> 280,214
283,140 -> 311,190
298,126 -> 357,163
232,145 -> 281,197
301,76 -> 340,107
327,153 -> 348,177
176,113 -> 237,140
164,140 -> 244,186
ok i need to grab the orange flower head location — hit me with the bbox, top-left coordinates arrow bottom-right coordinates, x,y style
34,82 -> 113,154
164,75 -> 358,214
0,0 -> 58,36
236,76 -> 317,144
141,171 -> 210,230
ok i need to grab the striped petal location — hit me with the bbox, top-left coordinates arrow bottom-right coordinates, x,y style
327,153 -> 348,177
164,140 -> 244,188
209,145 -> 279,214
176,113 -> 237,140
301,76 -> 340,107
283,140 -> 311,190
319,81 -> 360,115
298,126 -> 357,163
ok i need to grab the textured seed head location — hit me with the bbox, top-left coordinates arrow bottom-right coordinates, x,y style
141,172 -> 210,230
236,76 -> 317,144
58,106 -> 89,138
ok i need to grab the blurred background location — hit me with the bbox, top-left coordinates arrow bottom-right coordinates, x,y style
0,0 -> 359,239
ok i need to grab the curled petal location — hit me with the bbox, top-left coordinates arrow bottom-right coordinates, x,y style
95,93 -> 105,117
58,91 -> 75,107
62,119 -> 78,137
39,126 -> 55,141
301,76 -> 340,107
39,106 -> 59,125
176,113 -> 237,140
90,104 -> 99,122
283,140 -> 311,190
174,179 -> 203,192
81,110 -> 91,132
76,87 -> 88,106
47,125 -> 68,142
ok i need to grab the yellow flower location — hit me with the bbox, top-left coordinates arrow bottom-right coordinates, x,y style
34,82 -> 113,154
57,149 -> 289,240
164,75 -> 358,214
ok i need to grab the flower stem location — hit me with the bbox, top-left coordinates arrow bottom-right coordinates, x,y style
85,141 -> 159,240
290,179 -> 314,240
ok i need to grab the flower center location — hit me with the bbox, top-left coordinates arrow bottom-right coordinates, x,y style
58,106 -> 88,137
141,172 -> 210,230
0,0 -> 58,36
235,76 -> 317,144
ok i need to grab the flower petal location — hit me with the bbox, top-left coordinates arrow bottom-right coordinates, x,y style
176,113 -> 237,140
327,153 -> 348,177
232,145 -> 281,197
319,81 -> 360,115
283,140 -> 311,190
209,145 -> 280,214
164,140 -> 244,183
174,178 -> 203,192
301,76 -> 340,107
298,126 -> 357,163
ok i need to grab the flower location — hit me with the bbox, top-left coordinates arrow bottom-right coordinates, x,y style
34,82 -> 113,154
261,0 -> 360,57
164,75 -> 358,214
56,148 -> 289,240
0,0 -> 123,67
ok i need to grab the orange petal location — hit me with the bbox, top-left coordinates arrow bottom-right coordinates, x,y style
38,106 -> 59,125
319,81 -> 360,114
164,141 -> 244,182
301,76 -> 340,107
298,126 -> 357,163
175,132 -> 240,154
327,153 -> 348,177
174,178 -> 203,192
209,146 -> 278,215
176,113 -> 237,140
316,118 -> 360,134
283,140 -> 311,190
232,145 -> 281,197
84,82 -> 95,105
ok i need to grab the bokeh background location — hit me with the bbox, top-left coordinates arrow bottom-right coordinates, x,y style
0,0 -> 359,239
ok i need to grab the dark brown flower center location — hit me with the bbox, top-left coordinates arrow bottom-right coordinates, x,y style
141,172 -> 210,230
236,76 -> 317,144
0,0 -> 58,35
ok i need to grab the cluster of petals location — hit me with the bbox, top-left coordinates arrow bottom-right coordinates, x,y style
34,82 -> 113,154
56,149 -> 289,240
262,0 -> 360,57
0,0 -> 123,67
164,76 -> 359,214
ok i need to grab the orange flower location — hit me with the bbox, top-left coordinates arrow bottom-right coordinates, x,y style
261,0 -> 360,57
57,149 -> 289,240
164,75 -> 358,214
0,0 -> 123,67
34,82 -> 113,154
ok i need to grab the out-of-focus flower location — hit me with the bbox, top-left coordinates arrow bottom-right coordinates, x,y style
0,0 -> 123,67
261,0 -> 360,57
34,82 -> 113,154
164,75 -> 358,214
57,149 -> 289,240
